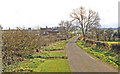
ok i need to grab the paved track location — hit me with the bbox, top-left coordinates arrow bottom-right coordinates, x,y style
66,36 -> 118,72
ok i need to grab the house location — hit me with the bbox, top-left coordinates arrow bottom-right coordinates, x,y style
40,26 -> 60,36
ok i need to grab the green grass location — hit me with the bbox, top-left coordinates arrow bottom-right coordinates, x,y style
34,59 -> 70,72
103,41 -> 120,42
43,40 -> 66,51
100,41 -> 120,47
106,42 -> 120,47
4,52 -> 69,72
76,40 -> 119,68
3,58 -> 45,72
43,36 -> 77,51
4,58 -> 70,72
27,52 -> 66,58
99,41 -> 120,44
70,31 -> 81,34
38,52 -> 66,58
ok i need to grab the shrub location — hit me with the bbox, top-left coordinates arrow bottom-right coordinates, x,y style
2,29 -> 59,66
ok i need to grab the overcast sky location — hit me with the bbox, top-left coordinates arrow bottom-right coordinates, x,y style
0,0 -> 119,29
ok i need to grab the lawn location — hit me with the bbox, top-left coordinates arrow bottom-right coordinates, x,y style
76,40 -> 119,68
4,52 -> 70,72
27,52 -> 66,58
34,59 -> 70,72
4,58 -> 70,72
36,52 -> 66,58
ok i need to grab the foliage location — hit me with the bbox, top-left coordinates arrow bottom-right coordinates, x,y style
105,29 -> 114,41
2,29 -> 58,66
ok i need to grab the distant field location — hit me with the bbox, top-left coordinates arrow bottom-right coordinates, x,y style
106,42 -> 120,44
103,41 -> 120,42
98,41 -> 120,44
114,30 -> 118,32
70,31 -> 81,34
102,41 -> 120,44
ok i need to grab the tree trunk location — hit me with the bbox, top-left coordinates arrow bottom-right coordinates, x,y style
97,34 -> 99,41
82,28 -> 86,41
108,37 -> 111,41
83,34 -> 86,41
112,37 -> 115,41
104,36 -> 107,41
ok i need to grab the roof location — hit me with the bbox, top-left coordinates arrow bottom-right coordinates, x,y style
47,30 -> 59,33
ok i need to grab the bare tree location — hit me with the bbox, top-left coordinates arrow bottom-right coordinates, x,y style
118,27 -> 120,39
70,7 -> 100,40
105,29 -> 114,41
0,25 -> 3,30
59,20 -> 73,38
113,32 -> 118,41
94,28 -> 104,41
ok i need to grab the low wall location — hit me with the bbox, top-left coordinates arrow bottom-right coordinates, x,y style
78,37 -> 119,52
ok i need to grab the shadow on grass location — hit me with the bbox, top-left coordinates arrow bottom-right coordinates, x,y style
44,49 -> 64,51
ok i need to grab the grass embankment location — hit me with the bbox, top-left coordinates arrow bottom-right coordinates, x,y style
43,36 -> 76,51
4,52 -> 69,72
76,40 -> 119,68
43,40 -> 66,51
4,36 -> 76,72
35,52 -> 66,58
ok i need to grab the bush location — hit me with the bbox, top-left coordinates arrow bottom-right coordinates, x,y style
2,30 -> 53,66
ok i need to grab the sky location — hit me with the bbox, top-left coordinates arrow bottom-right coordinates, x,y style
0,0 -> 119,29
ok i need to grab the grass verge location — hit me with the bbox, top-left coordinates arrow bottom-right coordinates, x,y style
76,40 -> 119,68
43,36 -> 76,51
27,52 -> 66,59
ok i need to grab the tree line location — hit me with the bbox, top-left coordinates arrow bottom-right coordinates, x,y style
59,6 -> 119,41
